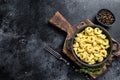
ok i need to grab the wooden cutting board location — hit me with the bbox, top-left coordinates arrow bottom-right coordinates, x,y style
49,11 -> 120,79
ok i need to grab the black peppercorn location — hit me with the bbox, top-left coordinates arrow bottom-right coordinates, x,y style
96,9 -> 115,26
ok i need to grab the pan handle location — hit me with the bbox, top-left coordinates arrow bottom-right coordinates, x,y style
66,38 -> 72,52
112,38 -> 119,52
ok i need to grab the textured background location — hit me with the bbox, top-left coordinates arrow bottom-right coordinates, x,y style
0,0 -> 120,80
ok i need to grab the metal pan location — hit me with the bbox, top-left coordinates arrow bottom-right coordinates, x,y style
66,25 -> 119,67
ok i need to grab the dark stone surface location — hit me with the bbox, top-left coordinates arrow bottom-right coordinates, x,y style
0,0 -> 120,80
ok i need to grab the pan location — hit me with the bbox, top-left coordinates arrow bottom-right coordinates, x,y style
66,25 -> 119,67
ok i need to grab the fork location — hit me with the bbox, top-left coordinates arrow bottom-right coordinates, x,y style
44,45 -> 70,65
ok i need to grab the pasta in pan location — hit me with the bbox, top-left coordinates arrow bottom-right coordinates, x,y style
73,27 -> 110,65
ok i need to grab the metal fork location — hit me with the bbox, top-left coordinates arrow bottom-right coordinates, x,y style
44,45 -> 70,65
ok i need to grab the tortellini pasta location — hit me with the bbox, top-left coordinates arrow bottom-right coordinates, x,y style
73,27 -> 110,65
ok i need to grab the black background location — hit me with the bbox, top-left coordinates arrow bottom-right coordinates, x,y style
0,0 -> 120,80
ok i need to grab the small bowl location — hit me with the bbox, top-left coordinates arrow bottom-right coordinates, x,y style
96,9 -> 115,27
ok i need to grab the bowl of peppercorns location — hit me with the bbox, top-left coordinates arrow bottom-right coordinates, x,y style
96,9 -> 115,27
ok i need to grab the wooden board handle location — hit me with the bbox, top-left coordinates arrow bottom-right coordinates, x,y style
49,11 -> 75,37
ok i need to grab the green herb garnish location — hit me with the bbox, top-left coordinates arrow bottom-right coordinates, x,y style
74,66 -> 102,75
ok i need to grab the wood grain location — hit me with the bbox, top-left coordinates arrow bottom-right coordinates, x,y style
49,11 -> 120,79
49,11 -> 76,37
